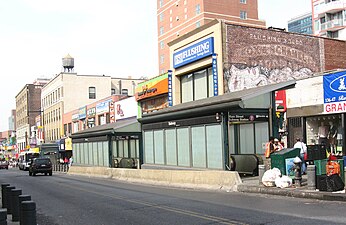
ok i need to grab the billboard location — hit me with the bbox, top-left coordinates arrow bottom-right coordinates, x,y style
323,70 -> 346,113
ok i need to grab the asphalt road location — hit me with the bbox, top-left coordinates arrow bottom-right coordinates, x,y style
1,168 -> 346,225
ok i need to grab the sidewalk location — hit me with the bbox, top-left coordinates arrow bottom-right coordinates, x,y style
237,175 -> 346,202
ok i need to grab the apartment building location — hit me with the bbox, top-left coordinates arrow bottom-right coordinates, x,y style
312,0 -> 346,40
157,0 -> 266,74
15,83 -> 47,151
288,12 -> 313,34
41,72 -> 145,143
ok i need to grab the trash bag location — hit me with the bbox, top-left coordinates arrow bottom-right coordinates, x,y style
275,175 -> 293,188
262,168 -> 282,187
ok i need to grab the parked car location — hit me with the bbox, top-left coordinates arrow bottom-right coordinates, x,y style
28,158 -> 52,176
0,160 -> 9,170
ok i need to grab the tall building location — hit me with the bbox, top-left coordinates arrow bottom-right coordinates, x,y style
288,12 -> 313,34
312,0 -> 346,40
15,82 -> 47,151
157,0 -> 266,74
8,110 -> 16,131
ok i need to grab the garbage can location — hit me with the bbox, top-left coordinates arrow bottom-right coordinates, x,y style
270,148 -> 300,175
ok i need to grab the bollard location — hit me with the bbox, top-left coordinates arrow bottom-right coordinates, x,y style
20,201 -> 36,225
10,189 -> 22,222
0,208 -> 7,225
293,157 -> 302,187
1,184 -> 10,208
18,195 -> 31,225
307,165 -> 316,190
4,186 -> 15,214
258,164 -> 265,185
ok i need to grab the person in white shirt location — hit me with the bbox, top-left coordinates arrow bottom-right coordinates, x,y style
293,138 -> 307,174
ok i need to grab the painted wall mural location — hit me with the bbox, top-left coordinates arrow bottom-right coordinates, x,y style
224,25 -> 324,93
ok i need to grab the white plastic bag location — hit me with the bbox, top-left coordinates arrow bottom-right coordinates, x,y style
262,168 -> 282,187
275,175 -> 293,188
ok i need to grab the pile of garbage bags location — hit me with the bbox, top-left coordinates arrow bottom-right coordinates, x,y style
262,167 -> 293,188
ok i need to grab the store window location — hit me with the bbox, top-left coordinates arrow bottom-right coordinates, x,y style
306,115 -> 342,155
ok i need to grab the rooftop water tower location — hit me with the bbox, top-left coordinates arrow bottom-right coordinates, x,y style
62,54 -> 74,73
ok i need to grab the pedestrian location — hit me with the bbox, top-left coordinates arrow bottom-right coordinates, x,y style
64,157 -> 68,164
274,138 -> 284,151
293,138 -> 307,175
264,136 -> 275,158
68,157 -> 73,167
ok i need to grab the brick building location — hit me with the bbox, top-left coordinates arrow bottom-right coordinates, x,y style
157,0 -> 266,75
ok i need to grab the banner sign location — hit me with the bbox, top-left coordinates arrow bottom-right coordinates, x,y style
323,70 -> 346,113
78,106 -> 87,120
168,70 -> 173,107
173,37 -> 214,68
96,99 -> 112,114
212,54 -> 218,96
135,73 -> 168,101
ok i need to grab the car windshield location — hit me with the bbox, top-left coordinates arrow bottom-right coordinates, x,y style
34,159 -> 51,164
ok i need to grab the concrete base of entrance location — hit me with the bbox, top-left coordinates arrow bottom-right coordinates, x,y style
68,166 -> 242,191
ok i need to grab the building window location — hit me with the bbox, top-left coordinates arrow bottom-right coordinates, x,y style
159,0 -> 164,8
240,11 -> 247,20
240,0 -> 246,3
159,13 -> 164,22
160,55 -> 165,64
196,21 -> 201,28
180,67 -> 213,103
160,26 -> 164,35
111,88 -> 116,95
195,4 -> 200,15
89,87 -> 96,99
160,41 -> 164,49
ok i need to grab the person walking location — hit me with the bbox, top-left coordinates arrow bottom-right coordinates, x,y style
293,138 -> 307,175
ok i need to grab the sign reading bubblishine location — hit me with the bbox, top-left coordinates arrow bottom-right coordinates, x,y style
173,37 -> 214,69
323,70 -> 346,113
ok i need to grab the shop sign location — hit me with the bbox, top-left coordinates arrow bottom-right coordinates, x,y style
115,97 -> 137,120
275,90 -> 287,112
110,101 -> 115,123
87,107 -> 96,117
72,113 -> 79,122
173,37 -> 214,69
135,73 -> 168,101
168,70 -> 173,106
96,100 -> 112,114
323,70 -> 346,113
78,106 -> 87,120
212,54 -> 218,96
229,114 -> 268,122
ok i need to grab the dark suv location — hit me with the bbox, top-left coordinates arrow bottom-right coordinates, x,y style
29,158 -> 52,176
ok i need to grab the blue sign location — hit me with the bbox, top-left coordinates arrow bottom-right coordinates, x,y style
168,70 -> 173,107
212,54 -> 218,96
173,37 -> 214,69
323,70 -> 346,104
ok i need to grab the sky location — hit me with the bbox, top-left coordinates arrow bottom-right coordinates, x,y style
0,0 -> 312,131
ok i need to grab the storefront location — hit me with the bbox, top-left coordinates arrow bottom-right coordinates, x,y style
286,70 -> 346,156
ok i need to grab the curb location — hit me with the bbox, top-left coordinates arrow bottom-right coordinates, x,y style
237,184 -> 346,202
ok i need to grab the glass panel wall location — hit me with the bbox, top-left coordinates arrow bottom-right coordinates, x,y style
177,128 -> 190,167
165,129 -> 177,166
239,124 -> 254,154
206,125 -> 223,169
154,130 -> 165,164
255,122 -> 269,155
191,126 -> 206,168
144,131 -> 154,163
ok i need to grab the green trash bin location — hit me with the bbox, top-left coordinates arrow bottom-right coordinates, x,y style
270,148 -> 300,175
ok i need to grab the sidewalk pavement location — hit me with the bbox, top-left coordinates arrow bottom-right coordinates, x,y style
237,175 -> 346,202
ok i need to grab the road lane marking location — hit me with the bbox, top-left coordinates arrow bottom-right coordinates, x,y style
59,182 -> 248,225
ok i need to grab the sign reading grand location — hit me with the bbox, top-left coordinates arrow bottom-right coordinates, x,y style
173,37 -> 214,69
323,70 -> 346,114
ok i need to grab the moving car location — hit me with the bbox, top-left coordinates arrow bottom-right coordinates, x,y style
28,158 -> 52,176
0,159 -> 9,170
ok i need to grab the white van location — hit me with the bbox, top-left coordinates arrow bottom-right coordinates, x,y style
18,151 -> 39,171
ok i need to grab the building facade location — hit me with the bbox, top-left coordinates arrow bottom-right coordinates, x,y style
288,12 -> 313,34
41,72 -> 145,143
8,110 -> 16,131
15,83 -> 46,151
312,0 -> 346,40
157,0 -> 266,74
